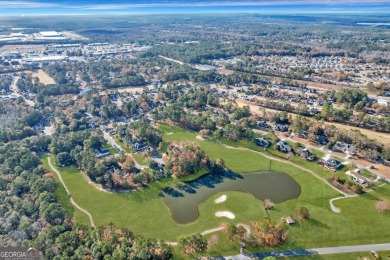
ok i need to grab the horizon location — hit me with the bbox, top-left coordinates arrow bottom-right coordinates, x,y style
1,0 -> 390,15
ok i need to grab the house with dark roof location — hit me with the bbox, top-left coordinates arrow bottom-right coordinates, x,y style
254,137 -> 270,148
258,121 -> 270,129
94,148 -> 110,158
332,141 -> 356,155
298,131 -> 308,139
317,135 -> 329,145
274,124 -> 289,132
319,157 -> 342,171
276,141 -> 292,153
132,142 -> 149,152
296,148 -> 315,161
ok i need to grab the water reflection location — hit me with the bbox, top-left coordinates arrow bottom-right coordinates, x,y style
162,171 -> 301,224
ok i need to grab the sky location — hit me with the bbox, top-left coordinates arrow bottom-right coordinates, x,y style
1,0 -> 390,15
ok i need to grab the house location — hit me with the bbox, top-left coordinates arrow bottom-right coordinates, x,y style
258,121 -> 270,129
94,148 -> 110,158
317,135 -> 329,145
285,216 -> 295,224
254,137 -> 270,148
132,142 -> 149,152
274,124 -> 289,132
319,157 -> 342,171
276,141 -> 292,153
332,141 -> 356,155
346,169 -> 367,185
298,130 -> 308,139
296,148 -> 315,161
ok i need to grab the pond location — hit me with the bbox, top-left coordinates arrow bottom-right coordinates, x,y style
162,171 -> 301,224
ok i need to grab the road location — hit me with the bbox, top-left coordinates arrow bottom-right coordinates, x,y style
224,243 -> 390,259
102,130 -> 148,169
10,75 -> 35,107
47,156 -> 95,227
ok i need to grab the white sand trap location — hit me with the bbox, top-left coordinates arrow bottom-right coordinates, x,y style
167,132 -> 174,135
214,195 -> 227,204
215,211 -> 235,219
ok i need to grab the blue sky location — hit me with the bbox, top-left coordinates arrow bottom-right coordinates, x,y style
1,0 -> 390,15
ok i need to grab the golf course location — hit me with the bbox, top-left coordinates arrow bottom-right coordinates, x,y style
43,124 -> 390,256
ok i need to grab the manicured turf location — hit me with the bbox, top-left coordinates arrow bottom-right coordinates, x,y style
111,135 -> 132,153
43,124 -> 390,257
133,153 -> 150,165
288,251 -> 390,260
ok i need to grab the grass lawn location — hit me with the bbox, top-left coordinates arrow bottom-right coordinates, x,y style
177,168 -> 208,182
133,153 -> 150,165
289,251 -> 390,260
43,124 -> 390,258
111,134 -> 132,153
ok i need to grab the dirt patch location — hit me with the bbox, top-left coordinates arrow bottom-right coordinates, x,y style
374,165 -> 390,179
32,70 -> 56,85
217,67 -> 235,75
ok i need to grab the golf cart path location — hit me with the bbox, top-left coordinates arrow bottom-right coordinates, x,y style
47,156 -> 96,227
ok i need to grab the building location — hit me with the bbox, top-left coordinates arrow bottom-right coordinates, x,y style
276,141 -> 292,153
274,124 -> 289,132
284,216 -> 295,224
254,137 -> 270,148
319,156 -> 342,171
332,141 -> 356,155
296,148 -> 315,161
346,169 -> 367,185
94,148 -> 110,158
34,31 -> 69,41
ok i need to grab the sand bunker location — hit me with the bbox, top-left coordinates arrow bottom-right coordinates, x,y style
215,211 -> 235,219
214,195 -> 227,204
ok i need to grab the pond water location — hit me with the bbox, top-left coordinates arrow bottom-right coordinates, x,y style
162,171 -> 301,224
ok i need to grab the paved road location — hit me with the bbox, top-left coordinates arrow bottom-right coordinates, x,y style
224,243 -> 390,259
10,75 -> 35,107
47,156 -> 95,227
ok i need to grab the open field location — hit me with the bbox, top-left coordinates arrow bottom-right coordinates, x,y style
31,69 -> 56,85
43,124 -> 390,257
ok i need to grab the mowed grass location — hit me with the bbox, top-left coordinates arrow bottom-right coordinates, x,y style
282,251 -> 390,260
43,124 -> 390,253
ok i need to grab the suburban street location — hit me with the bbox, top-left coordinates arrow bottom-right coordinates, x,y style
9,75 -> 36,107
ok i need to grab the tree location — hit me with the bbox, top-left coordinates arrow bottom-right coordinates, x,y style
56,152 -> 73,167
179,234 -> 207,254
121,155 -> 135,172
297,206 -> 310,220
263,199 -> 274,210
226,223 -> 238,240
164,141 -> 208,178
250,220 -> 288,247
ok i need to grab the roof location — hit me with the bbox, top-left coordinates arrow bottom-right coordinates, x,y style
286,216 -> 295,224
39,31 -> 62,37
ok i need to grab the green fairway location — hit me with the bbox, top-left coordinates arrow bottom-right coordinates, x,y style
43,124 -> 390,255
